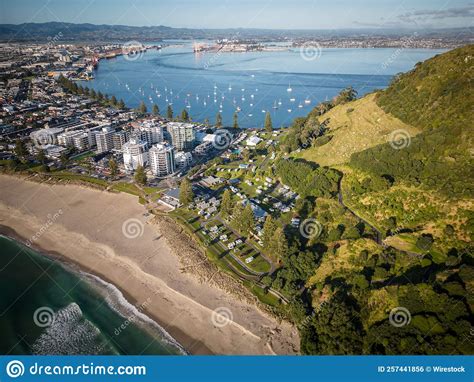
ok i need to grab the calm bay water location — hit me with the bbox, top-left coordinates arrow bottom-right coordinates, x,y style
87,42 -> 445,128
0,236 -> 184,355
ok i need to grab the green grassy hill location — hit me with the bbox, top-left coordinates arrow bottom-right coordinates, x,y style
299,93 -> 421,166
289,45 -> 474,355
376,45 -> 473,131
346,45 -> 474,257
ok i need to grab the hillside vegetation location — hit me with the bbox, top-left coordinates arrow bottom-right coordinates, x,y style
299,93 -> 420,166
278,45 -> 473,355
376,46 -> 473,131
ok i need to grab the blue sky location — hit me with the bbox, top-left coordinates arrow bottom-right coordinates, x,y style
1,0 -> 473,29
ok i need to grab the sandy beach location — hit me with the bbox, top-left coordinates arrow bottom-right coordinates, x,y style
0,174 -> 299,355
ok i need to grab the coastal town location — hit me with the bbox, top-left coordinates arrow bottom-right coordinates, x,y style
0,40 -> 301,289
1,25 -> 472,360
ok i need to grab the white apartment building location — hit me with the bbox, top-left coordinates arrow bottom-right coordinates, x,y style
149,142 -> 176,177
136,120 -> 164,146
95,126 -> 115,153
122,137 -> 148,171
113,130 -> 128,151
175,151 -> 193,170
72,132 -> 90,151
57,130 -> 82,147
167,122 -> 195,151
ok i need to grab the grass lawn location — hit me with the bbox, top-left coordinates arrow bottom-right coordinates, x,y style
111,182 -> 142,196
247,283 -> 281,307
48,171 -> 108,188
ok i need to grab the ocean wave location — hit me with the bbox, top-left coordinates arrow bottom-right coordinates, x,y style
31,303 -> 113,355
82,272 -> 187,355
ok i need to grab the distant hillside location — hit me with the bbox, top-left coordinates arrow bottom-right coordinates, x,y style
0,21 -> 473,42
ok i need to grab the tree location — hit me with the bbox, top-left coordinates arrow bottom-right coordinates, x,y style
233,112 -> 239,129
240,204 -> 255,235
117,99 -> 125,109
109,158 -> 118,178
138,101 -> 147,114
110,95 -> 118,106
342,226 -> 361,240
273,227 -> 288,260
416,234 -> 434,251
335,86 -> 358,104
232,203 -> 245,230
97,91 -> 104,101
90,89 -> 97,98
204,118 -> 209,126
152,104 -> 160,115
59,152 -> 69,167
36,149 -> 47,165
13,139 -> 28,162
167,105 -> 173,119
179,178 -> 194,205
262,215 -> 277,251
220,189 -> 233,219
301,293 -> 364,355
216,112 -> 223,128
134,165 -> 147,185
264,112 -> 273,132
181,108 -> 189,121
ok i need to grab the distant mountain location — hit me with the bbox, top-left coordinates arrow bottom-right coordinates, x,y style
0,21 -> 472,42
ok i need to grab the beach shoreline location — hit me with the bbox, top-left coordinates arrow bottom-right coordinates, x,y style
0,226 -> 200,355
0,174 -> 299,355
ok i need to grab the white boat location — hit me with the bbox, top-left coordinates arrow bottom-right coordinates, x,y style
228,84 -> 232,91
250,103 -> 253,107
236,106 -> 241,112
272,101 -> 278,109
287,83 -> 292,92
290,98 -> 296,102
248,114 -> 253,117
298,103 -> 303,108
287,109 -> 292,113
278,99 -> 282,105
304,98 -> 311,104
